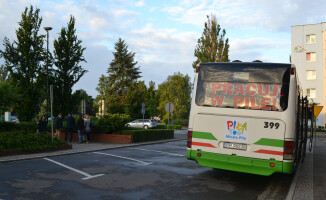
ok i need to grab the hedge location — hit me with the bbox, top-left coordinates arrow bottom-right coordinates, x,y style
121,129 -> 174,142
156,125 -> 181,130
97,113 -> 131,133
0,121 -> 37,132
0,130 -> 68,151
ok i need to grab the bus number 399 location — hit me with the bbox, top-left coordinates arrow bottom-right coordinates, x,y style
264,122 -> 280,129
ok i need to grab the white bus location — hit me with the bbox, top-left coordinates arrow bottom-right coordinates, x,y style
187,62 -> 309,176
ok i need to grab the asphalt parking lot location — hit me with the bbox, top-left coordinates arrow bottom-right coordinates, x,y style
0,139 -> 292,200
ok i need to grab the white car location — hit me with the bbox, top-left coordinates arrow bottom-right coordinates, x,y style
126,119 -> 157,129
11,116 -> 19,123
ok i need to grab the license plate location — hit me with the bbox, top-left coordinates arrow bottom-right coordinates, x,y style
223,142 -> 247,151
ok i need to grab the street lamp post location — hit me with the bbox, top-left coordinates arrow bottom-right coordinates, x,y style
44,27 -> 52,120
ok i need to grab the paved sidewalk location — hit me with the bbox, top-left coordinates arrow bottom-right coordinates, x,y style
0,138 -> 184,163
286,134 -> 326,200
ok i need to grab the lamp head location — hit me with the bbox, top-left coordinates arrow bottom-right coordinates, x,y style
43,27 -> 53,31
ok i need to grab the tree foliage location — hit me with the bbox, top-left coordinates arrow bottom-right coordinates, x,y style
157,72 -> 191,120
0,82 -> 19,115
146,81 -> 159,118
96,38 -> 142,117
71,89 -> 94,115
0,65 -> 10,82
192,14 -> 229,68
53,15 -> 87,116
0,6 -> 46,121
106,38 -> 141,99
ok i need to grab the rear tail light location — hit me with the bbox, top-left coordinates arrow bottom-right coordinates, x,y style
187,131 -> 192,148
291,67 -> 295,75
283,141 -> 294,160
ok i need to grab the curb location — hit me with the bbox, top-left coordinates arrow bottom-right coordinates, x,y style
0,138 -> 186,163
285,145 -> 314,200
285,161 -> 302,200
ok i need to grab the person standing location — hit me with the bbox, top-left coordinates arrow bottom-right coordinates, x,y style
84,115 -> 91,143
83,113 -> 87,142
37,115 -> 48,133
77,114 -> 85,143
54,113 -> 63,139
65,113 -> 75,143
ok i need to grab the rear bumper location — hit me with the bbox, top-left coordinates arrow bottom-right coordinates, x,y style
187,149 -> 293,176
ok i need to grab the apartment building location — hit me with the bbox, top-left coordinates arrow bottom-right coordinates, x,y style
291,22 -> 326,126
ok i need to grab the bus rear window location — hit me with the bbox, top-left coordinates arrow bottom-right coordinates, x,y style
195,63 -> 291,111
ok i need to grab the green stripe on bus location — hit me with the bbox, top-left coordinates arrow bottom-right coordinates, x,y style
193,131 -> 218,141
254,138 -> 284,148
187,149 -> 289,176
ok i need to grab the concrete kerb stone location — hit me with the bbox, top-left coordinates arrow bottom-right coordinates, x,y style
0,138 -> 186,163
285,147 -> 313,200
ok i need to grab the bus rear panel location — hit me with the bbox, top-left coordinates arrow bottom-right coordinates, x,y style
187,62 -> 296,176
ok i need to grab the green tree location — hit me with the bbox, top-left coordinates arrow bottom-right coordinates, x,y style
71,89 -> 94,115
192,14 -> 230,68
146,81 -> 159,118
0,65 -> 10,82
157,72 -> 191,120
0,6 -> 46,121
53,15 -> 87,116
106,38 -> 141,100
0,82 -> 19,115
124,81 -> 148,119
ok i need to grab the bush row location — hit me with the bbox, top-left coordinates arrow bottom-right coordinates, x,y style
0,121 -> 37,132
122,129 -> 174,142
97,113 -> 131,133
156,125 -> 181,130
0,131 -> 68,151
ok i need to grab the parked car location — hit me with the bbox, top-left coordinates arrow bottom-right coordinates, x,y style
11,116 -> 19,123
125,119 -> 157,129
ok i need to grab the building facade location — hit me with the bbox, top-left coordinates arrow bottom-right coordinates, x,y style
291,22 -> 326,126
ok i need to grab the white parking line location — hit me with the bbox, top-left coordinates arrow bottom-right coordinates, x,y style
93,152 -> 152,165
44,158 -> 104,180
128,147 -> 185,157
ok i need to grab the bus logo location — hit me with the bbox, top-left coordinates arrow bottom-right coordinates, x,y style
225,118 -> 249,142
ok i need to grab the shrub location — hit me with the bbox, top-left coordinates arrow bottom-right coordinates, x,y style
0,130 -> 67,151
173,119 -> 189,126
122,129 -> 174,142
97,113 -> 131,134
156,125 -> 181,130
0,121 -> 37,133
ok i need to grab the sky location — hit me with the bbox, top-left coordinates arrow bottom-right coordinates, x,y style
0,0 -> 325,98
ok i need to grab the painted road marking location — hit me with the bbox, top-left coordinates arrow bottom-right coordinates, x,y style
93,152 -> 152,165
44,158 -> 104,180
128,147 -> 185,157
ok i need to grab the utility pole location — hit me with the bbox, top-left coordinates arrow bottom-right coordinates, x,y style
44,26 -> 52,120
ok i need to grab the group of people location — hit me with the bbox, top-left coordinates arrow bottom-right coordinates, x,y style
37,113 -> 92,144
77,114 -> 92,144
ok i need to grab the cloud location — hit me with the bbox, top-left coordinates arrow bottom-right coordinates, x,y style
162,0 -> 326,31
129,24 -> 198,63
229,37 -> 290,62
135,0 -> 145,7
230,38 -> 289,50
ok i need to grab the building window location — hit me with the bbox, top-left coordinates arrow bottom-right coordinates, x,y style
306,52 -> 316,62
307,88 -> 316,98
306,34 -> 316,44
306,70 -> 317,80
